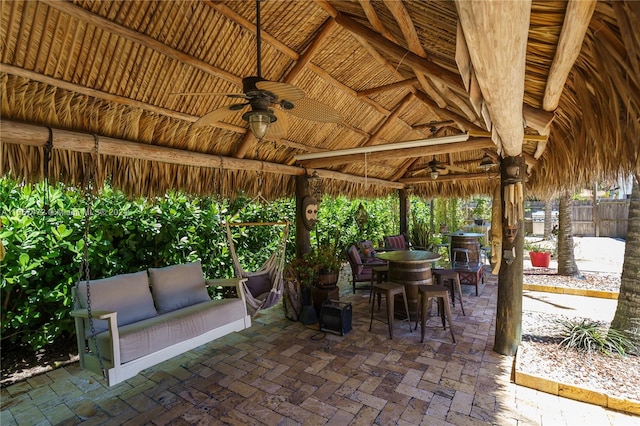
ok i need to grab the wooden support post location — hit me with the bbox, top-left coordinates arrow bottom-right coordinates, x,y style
494,155 -> 525,356
296,175 -> 311,258
399,188 -> 409,237
593,183 -> 600,237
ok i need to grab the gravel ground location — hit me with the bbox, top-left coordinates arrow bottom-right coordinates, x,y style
523,269 -> 622,292
520,311 -> 640,402
519,238 -> 639,403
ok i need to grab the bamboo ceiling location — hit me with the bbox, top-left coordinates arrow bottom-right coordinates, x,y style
1,0 -> 639,200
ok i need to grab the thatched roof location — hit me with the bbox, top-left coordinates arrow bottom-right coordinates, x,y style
1,0 -> 639,200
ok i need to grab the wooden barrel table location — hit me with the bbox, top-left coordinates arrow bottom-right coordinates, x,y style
447,232 -> 483,265
376,250 -> 441,321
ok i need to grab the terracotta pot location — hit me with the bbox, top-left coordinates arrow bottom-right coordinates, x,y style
529,251 -> 551,268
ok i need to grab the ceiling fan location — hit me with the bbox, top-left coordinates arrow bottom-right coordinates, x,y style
409,156 -> 467,179
427,158 -> 447,179
189,0 -> 341,139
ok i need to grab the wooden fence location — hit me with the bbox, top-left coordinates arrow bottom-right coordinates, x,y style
525,199 -> 629,239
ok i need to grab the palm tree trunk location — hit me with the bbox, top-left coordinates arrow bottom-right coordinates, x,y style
544,198 -> 553,240
611,175 -> 640,351
557,190 -> 581,276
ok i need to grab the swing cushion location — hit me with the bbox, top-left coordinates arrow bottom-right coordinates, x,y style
245,271 -> 272,298
92,297 -> 246,364
77,271 -> 157,337
148,261 -> 210,314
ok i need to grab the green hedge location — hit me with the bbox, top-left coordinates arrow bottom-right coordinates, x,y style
0,178 -> 402,351
1,176 -> 481,352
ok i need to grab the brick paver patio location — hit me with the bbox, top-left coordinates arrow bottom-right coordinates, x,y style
2,268 -> 637,425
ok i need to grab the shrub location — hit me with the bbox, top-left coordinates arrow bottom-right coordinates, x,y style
556,318 -> 637,356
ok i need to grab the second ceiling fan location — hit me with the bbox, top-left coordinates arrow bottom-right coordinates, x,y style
191,0 -> 341,139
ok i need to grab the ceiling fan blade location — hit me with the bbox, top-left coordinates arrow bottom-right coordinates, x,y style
192,104 -> 245,128
267,109 -> 289,139
255,81 -> 305,101
445,164 -> 467,173
287,97 -> 342,123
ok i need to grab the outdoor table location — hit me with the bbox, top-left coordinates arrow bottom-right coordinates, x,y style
445,232 -> 485,295
376,250 -> 441,321
445,232 -> 484,265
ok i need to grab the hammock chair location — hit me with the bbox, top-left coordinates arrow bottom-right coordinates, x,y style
225,220 -> 289,316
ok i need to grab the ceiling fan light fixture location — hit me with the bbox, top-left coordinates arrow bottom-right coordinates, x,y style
430,170 -> 439,180
246,110 -> 274,139
479,153 -> 498,171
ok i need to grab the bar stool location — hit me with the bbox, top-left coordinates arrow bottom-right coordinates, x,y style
432,269 -> 465,316
451,248 -> 470,267
369,282 -> 412,339
370,265 -> 389,303
415,284 -> 456,343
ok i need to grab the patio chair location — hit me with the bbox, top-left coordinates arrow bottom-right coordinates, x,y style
346,244 -> 386,295
383,233 -> 425,251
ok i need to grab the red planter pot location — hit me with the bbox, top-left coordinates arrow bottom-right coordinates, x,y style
529,251 -> 551,268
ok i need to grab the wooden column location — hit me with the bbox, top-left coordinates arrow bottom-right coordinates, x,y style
296,175 -> 311,257
494,156 -> 525,356
593,183 -> 600,237
399,188 -> 409,237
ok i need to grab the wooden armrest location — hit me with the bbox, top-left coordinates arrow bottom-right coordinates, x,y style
205,278 -> 247,288
70,309 -> 117,320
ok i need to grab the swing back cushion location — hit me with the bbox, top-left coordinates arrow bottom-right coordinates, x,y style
77,271 -> 157,337
148,261 -> 211,314
245,271 -> 272,298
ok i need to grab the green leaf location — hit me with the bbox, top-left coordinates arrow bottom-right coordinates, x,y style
18,253 -> 29,267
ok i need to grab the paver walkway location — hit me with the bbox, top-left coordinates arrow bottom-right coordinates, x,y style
2,267 -> 638,425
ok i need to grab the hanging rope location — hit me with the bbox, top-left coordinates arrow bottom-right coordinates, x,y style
364,152 -> 369,189
77,134 -> 106,377
224,220 -> 290,316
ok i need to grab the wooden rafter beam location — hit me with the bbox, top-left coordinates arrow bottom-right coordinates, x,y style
332,12 -> 465,93
383,0 -> 477,115
413,91 -> 485,134
1,63 -> 246,134
41,0 -> 241,86
299,138 -> 494,169
357,78 -> 418,98
363,93 -> 414,147
1,120 -> 404,189
390,158 -> 418,182
382,0 -> 449,108
203,1 -> 300,60
319,1 -> 475,136
543,0 -> 596,111
523,103 -> 556,136
400,172 -> 498,184
412,120 -> 455,131
454,0 -> 531,157
359,0 -> 398,43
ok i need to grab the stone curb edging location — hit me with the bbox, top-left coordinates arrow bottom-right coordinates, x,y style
523,283 -> 619,299
517,285 -> 637,416
513,369 -> 640,416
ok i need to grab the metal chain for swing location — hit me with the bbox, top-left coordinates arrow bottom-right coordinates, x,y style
43,128 -> 53,214
78,135 -> 106,377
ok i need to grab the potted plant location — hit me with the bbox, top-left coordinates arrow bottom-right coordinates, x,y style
287,235 -> 342,290
308,240 -> 343,288
524,241 -> 552,267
